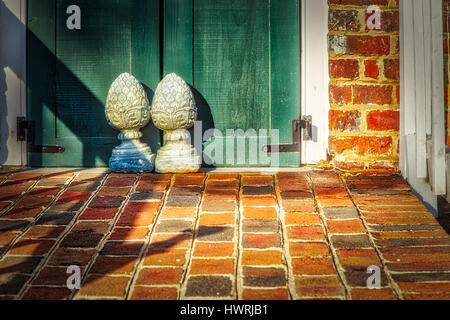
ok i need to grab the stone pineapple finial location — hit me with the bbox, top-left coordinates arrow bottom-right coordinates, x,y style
105,72 -> 155,172
151,73 -> 201,173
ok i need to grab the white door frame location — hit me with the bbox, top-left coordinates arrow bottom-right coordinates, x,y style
0,0 -> 27,166
301,0 -> 330,165
400,0 -> 446,216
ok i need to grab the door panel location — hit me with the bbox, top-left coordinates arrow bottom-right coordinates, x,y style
55,0 -> 130,139
164,0 -> 300,167
28,0 -> 300,167
194,0 -> 270,131
28,0 -> 161,167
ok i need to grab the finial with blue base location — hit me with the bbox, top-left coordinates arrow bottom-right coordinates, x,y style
105,73 -> 155,173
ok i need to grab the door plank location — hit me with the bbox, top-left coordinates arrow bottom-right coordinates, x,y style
193,0 -> 273,166
55,0 -> 131,166
163,0 -> 193,83
270,0 -> 300,167
194,0 -> 270,132
28,0 -> 57,166
56,0 -> 130,140
132,0 -> 162,152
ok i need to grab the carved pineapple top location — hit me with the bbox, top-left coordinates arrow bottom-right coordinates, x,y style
105,73 -> 150,131
151,73 -> 197,131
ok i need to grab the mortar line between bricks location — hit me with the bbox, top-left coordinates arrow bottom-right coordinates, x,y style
273,174 -> 294,300
307,171 -> 349,300
235,174 -> 243,299
124,174 -> 175,300
338,173 -> 404,300
0,172 -> 12,184
0,176 -> 46,261
15,171 -> 96,300
179,174 -> 208,300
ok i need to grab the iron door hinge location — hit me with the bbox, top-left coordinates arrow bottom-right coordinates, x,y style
263,116 -> 312,153
17,117 -> 65,154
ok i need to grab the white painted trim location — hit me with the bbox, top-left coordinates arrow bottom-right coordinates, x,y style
400,0 -> 446,213
430,0 -> 446,195
405,134 -> 438,216
413,0 -> 427,179
0,0 -> 27,166
400,0 -> 414,177
301,0 -> 330,165
423,0 -> 432,137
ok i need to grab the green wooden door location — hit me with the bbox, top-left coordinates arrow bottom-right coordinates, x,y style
28,0 -> 300,167
164,0 -> 300,167
27,0 -> 161,167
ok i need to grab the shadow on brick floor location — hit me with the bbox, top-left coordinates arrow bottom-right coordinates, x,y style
438,197 -> 450,234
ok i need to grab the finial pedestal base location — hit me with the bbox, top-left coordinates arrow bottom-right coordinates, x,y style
154,129 -> 201,173
109,138 -> 155,173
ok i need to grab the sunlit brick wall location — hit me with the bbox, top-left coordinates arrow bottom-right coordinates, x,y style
327,0 -> 400,171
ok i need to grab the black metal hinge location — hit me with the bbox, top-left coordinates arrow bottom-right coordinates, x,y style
263,116 -> 312,153
17,117 -> 65,154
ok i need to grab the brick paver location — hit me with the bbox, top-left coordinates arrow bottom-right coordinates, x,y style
0,169 -> 449,300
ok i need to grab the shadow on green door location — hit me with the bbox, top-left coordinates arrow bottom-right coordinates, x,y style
27,0 -> 300,167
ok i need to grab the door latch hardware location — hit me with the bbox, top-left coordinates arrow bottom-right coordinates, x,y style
263,116 -> 312,153
17,117 -> 65,154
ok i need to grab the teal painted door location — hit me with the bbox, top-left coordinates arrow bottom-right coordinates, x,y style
27,0 -> 161,167
164,0 -> 301,167
28,0 -> 300,167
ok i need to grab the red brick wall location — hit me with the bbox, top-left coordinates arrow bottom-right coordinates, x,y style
327,0 -> 400,171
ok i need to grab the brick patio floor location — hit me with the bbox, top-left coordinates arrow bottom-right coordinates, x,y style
1,169 -> 450,300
